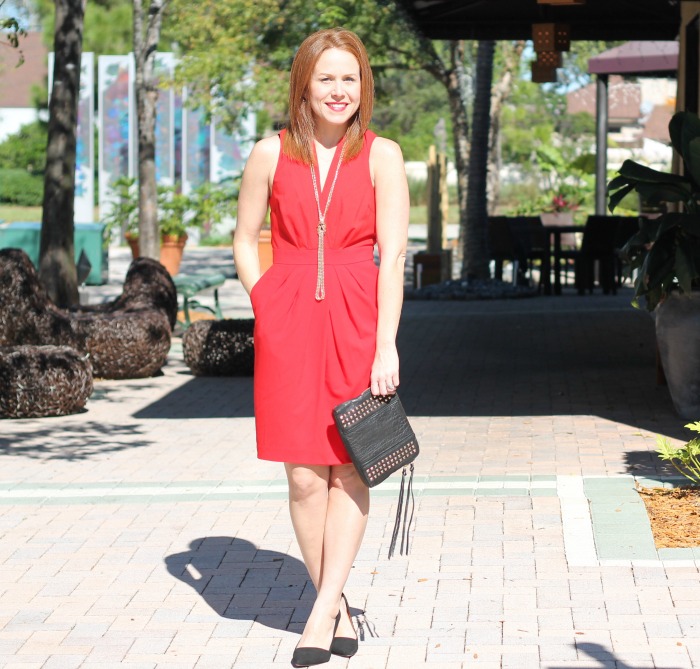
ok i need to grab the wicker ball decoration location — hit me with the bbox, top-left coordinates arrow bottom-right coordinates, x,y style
71,310 -> 172,380
77,256 -> 178,330
0,345 -> 93,419
0,249 -> 176,379
0,248 -> 81,349
182,319 -> 255,376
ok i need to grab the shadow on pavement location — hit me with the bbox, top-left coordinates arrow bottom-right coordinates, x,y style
133,377 -> 254,419
0,421 -> 151,460
396,302 -> 687,441
164,536 -> 310,632
547,641 -> 685,668
137,297 -> 686,444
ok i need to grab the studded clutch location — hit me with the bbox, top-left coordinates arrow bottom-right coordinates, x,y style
333,389 -> 419,557
333,389 -> 419,488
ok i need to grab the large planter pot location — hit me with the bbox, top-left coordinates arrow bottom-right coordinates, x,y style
160,234 -> 188,277
655,291 -> 700,419
258,229 -> 273,274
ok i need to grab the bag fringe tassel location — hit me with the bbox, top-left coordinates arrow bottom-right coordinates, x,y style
387,463 -> 415,558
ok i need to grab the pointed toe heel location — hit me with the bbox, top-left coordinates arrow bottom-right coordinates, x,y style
290,646 -> 332,667
291,612 -> 340,667
331,593 -> 359,658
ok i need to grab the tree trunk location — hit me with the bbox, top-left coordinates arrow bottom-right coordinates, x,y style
487,41 -> 525,214
462,40 -> 495,280
444,41 -> 470,270
38,0 -> 85,307
133,0 -> 166,260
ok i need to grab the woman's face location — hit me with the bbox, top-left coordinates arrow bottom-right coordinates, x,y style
307,48 -> 361,131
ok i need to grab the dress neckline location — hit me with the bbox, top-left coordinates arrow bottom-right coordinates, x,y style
312,135 -> 346,205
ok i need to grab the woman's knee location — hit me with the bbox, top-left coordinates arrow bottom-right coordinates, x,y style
329,463 -> 367,494
285,464 -> 329,502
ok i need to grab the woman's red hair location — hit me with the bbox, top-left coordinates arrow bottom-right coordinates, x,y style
283,28 -> 374,165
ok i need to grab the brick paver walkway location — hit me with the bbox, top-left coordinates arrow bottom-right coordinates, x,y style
1,248 -> 699,668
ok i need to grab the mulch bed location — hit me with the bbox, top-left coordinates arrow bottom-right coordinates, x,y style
638,487 -> 700,548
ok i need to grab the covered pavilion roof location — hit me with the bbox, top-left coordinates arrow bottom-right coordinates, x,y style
396,0 -> 681,41
588,41 -> 679,76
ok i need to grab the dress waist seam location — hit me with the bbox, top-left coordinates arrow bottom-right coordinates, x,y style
273,247 -> 374,266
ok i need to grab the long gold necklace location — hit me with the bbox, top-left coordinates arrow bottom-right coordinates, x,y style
310,143 -> 345,301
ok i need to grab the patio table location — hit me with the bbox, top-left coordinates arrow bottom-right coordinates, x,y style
543,224 -> 582,295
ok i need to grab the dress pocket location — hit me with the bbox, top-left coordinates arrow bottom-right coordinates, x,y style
250,267 -> 274,314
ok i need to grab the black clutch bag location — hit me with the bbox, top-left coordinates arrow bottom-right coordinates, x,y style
333,389 -> 419,557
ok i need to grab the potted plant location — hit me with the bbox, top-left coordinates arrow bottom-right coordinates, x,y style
157,185 -> 192,276
102,176 -> 139,255
608,110 -> 700,418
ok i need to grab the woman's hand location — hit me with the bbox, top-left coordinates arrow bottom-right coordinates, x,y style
371,342 -> 400,396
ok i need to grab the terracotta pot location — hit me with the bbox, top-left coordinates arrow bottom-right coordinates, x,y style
159,233 -> 188,276
258,229 -> 273,273
125,232 -> 140,259
655,291 -> 700,419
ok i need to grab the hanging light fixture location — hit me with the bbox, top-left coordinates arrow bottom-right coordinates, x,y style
532,23 -> 571,52
531,62 -> 558,83
536,50 -> 563,68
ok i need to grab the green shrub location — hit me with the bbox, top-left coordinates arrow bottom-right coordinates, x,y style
0,121 -> 47,174
0,169 -> 44,206
657,421 -> 700,485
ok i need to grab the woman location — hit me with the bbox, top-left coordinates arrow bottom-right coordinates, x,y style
233,28 -> 409,667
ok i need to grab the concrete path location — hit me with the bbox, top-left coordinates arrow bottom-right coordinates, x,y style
1,247 -> 699,668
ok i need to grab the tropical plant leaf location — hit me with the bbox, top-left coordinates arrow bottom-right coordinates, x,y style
617,159 -> 688,184
644,243 -> 675,290
680,111 -> 700,174
669,111 -> 685,157
607,174 -> 630,192
687,137 -> 700,188
676,214 -> 700,237
608,183 -> 634,212
635,181 -> 692,206
675,245 -> 697,293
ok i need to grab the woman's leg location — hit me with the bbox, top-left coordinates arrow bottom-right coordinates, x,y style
284,463 -> 330,590
298,463 -> 369,647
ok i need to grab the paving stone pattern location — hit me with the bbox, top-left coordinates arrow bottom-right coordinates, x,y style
1,248 -> 699,668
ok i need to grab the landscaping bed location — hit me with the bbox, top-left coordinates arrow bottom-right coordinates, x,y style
639,487 -> 700,548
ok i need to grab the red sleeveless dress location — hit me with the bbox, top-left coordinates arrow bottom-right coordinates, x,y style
251,130 -> 379,465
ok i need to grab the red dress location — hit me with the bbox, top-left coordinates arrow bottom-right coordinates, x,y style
250,130 -> 379,465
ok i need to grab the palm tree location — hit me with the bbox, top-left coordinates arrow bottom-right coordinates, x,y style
39,0 -> 86,307
462,40 -> 495,279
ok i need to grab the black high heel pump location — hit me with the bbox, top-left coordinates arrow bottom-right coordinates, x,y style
330,593 -> 359,658
291,612 -> 341,667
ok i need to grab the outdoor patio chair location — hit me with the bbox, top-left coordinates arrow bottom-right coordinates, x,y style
507,216 -> 549,291
574,215 -> 639,294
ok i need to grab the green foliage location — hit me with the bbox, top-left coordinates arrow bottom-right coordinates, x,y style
610,111 -> 700,311
657,421 -> 700,486
33,0 -> 135,58
163,0 -> 438,132
105,177 -> 238,240
372,69 -> 453,162
101,176 -> 138,241
0,168 -> 44,206
0,121 -> 47,174
1,1 -> 26,66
